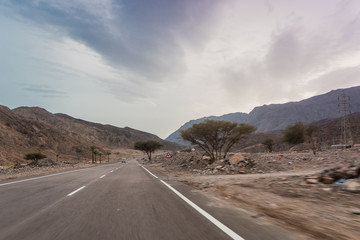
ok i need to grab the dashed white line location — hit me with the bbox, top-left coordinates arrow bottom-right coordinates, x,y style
67,186 -> 86,197
100,175 -> 106,179
140,165 -> 244,240
110,170 -> 114,173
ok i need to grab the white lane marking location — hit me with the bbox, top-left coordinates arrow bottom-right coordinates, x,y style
110,170 -> 114,173
0,168 -> 89,187
100,175 -> 106,179
67,186 -> 86,196
141,165 -> 244,240
140,165 -> 158,179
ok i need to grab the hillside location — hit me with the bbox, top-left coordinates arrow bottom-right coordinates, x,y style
0,106 -> 179,165
228,112 -> 360,153
166,86 -> 360,145
166,112 -> 248,145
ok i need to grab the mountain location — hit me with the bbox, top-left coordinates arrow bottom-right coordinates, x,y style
232,112 -> 360,152
166,86 -> 360,145
0,106 -> 179,165
166,112 -> 248,145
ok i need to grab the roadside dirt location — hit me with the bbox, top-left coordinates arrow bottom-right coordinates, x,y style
145,149 -> 360,240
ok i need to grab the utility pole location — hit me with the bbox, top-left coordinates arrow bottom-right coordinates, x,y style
338,91 -> 353,146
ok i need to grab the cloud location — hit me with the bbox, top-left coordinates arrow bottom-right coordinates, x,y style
22,84 -> 67,98
217,0 -> 360,108
310,65 -> 360,92
1,0 -> 220,85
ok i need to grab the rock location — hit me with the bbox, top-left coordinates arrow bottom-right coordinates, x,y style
340,179 -> 360,193
319,165 -> 360,183
318,176 -> 334,184
229,153 -> 244,165
305,178 -> 318,184
202,155 -> 211,160
180,163 -> 188,168
350,208 -> 360,215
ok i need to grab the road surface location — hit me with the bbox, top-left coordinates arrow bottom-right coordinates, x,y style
0,159 -> 303,240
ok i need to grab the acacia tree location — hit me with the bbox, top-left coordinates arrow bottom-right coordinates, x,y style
24,152 -> 47,165
134,141 -> 163,161
282,122 -> 305,145
181,120 -> 256,164
306,124 -> 319,155
282,122 -> 319,154
262,138 -> 275,152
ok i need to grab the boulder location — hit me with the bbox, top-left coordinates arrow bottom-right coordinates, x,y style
229,153 -> 244,165
340,179 -> 360,193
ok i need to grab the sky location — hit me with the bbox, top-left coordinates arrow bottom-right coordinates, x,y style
1,0 -> 360,139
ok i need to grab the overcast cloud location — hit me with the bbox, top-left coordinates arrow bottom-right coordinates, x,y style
0,0 -> 359,138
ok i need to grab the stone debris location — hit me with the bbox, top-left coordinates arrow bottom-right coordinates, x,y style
337,179 -> 360,193
318,165 -> 360,184
150,149 -> 360,178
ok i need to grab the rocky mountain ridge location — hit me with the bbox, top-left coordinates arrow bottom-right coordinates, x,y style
0,106 -> 178,165
166,86 -> 360,145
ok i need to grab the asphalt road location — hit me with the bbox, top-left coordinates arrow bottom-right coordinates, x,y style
0,159 -> 304,240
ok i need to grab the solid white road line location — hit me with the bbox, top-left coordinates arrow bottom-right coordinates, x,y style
67,186 -> 86,196
0,168 -> 88,187
141,165 -> 245,240
140,165 -> 158,179
100,175 -> 106,178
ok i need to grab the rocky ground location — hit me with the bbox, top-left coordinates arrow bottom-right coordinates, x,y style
143,148 -> 360,240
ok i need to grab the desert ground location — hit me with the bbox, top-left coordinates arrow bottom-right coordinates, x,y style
1,148 -> 359,240
144,148 -> 360,240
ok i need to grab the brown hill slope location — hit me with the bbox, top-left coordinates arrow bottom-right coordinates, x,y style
13,107 -> 178,150
0,106 -> 92,164
0,106 -> 179,165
